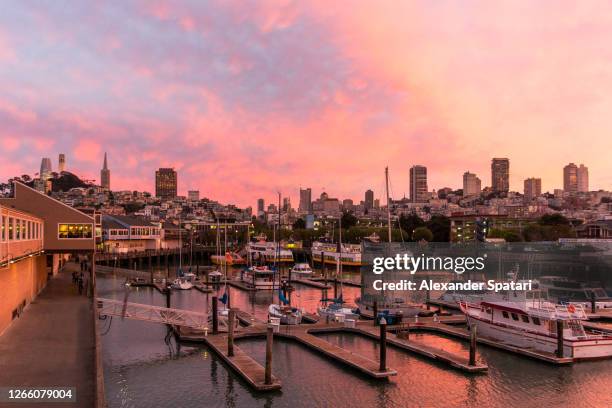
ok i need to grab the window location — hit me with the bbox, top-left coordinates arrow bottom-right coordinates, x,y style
511,313 -> 519,321
521,315 -> 530,323
58,223 -> 93,239
502,311 -> 509,319
1,215 -> 4,241
8,217 -> 13,240
532,317 -> 541,326
15,218 -> 20,240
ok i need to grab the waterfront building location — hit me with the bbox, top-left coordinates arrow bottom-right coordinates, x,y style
564,163 -> 578,193
342,199 -> 354,211
58,153 -> 66,173
491,158 -> 510,193
365,189 -> 374,209
188,190 -> 200,201
298,188 -> 312,213
409,165 -> 428,203
463,172 -> 481,197
0,182 -> 96,335
575,219 -> 612,239
155,168 -> 177,200
577,164 -> 589,192
101,215 -> 161,253
523,178 -> 542,202
101,152 -> 110,190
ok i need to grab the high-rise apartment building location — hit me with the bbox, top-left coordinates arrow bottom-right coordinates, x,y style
409,165 -> 428,202
155,168 -> 177,199
283,197 -> 291,211
58,154 -> 66,173
100,152 -> 110,190
577,164 -> 589,192
298,188 -> 312,213
257,198 -> 265,218
462,172 -> 481,197
187,190 -> 200,201
523,178 -> 541,201
491,158 -> 510,193
563,163 -> 578,193
364,189 -> 374,209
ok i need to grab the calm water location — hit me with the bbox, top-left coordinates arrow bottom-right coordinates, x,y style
99,273 -> 612,408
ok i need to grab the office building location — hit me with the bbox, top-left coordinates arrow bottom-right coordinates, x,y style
365,189 -> 374,209
187,190 -> 200,201
298,188 -> 312,213
462,172 -> 481,197
100,152 -> 110,190
409,165 -> 428,202
155,168 -> 177,199
491,158 -> 510,193
39,158 -> 52,180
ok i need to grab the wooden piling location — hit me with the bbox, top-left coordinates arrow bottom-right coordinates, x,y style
373,301 -> 378,326
265,324 -> 273,385
556,319 -> 564,358
165,287 -> 171,309
591,292 -> 596,314
379,318 -> 387,372
212,296 -> 219,334
469,325 -> 477,366
228,309 -> 236,357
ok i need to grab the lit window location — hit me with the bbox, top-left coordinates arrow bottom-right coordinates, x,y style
8,217 -> 14,240
58,223 -> 93,239
1,215 -> 4,241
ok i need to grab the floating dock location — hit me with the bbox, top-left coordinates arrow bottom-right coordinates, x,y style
309,277 -> 363,287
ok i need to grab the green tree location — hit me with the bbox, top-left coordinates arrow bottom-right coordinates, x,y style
412,226 -> 434,242
399,213 -> 425,240
340,210 -> 358,229
292,218 -> 306,229
426,215 -> 451,242
538,213 -> 570,226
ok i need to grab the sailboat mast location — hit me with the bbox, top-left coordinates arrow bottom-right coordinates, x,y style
338,215 -> 343,298
385,167 -> 392,245
179,215 -> 182,270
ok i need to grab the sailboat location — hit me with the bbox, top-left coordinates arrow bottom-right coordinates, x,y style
318,215 -> 360,321
354,167 -> 423,319
171,217 -> 193,290
269,288 -> 303,325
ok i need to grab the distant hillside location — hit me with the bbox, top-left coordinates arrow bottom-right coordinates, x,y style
52,172 -> 90,192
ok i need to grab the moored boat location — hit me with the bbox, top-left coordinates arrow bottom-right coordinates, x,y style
290,262 -> 313,278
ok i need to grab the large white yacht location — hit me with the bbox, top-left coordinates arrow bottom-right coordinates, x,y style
247,239 -> 294,263
311,241 -> 363,266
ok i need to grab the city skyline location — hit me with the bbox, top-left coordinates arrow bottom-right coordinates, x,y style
1,2 -> 612,206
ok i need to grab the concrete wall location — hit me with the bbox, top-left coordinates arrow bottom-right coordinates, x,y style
0,255 -> 47,336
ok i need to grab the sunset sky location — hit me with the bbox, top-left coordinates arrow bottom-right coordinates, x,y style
1,1 -> 612,207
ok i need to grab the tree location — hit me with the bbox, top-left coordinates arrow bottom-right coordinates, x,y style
412,226 -> 433,242
538,213 -> 570,226
340,210 -> 358,229
399,213 -> 425,240
292,218 -> 306,229
426,215 -> 451,242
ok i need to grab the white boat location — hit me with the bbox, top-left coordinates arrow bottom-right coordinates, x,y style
355,296 -> 424,318
171,278 -> 193,290
208,308 -> 241,333
247,239 -> 294,263
268,304 -> 303,325
241,266 -> 277,290
460,296 -> 612,359
208,270 -> 223,283
538,276 -> 612,310
290,263 -> 313,278
318,301 -> 360,321
311,241 -> 362,266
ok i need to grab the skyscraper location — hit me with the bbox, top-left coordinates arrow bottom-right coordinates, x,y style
491,158 -> 510,193
409,165 -> 428,202
257,198 -> 265,218
58,153 -> 66,173
100,152 -> 110,190
39,157 -> 52,180
577,164 -> 589,192
563,163 -> 578,193
462,172 -> 481,196
523,178 -> 541,201
283,197 -> 291,211
155,168 -> 177,199
364,189 -> 374,209
298,188 -> 312,213
188,190 -> 200,201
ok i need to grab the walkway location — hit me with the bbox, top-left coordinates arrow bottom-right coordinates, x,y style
0,263 -> 96,407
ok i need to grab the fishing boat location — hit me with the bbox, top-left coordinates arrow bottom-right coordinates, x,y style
460,294 -> 612,359
211,251 -> 246,266
311,241 -> 363,266
290,262 -> 313,277
241,266 -> 277,290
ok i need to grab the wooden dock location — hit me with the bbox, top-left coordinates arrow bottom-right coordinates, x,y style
309,277 -> 363,288
193,283 -> 213,293
291,278 -> 331,289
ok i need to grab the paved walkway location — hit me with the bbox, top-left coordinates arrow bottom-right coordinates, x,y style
0,263 -> 95,407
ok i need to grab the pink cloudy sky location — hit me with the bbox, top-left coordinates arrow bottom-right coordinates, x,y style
1,1 -> 612,207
